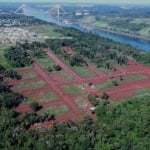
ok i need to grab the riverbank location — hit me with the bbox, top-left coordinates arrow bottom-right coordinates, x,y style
95,27 -> 150,42
77,22 -> 150,42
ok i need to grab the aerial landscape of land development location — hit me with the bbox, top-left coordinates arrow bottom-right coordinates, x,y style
0,0 -> 150,149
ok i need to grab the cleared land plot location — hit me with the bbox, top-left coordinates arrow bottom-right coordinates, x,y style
62,84 -> 86,95
28,91 -> 59,103
17,80 -> 46,92
39,105 -> 69,117
37,56 -> 73,81
75,97 -> 87,108
21,72 -> 39,80
50,70 -> 73,81
60,70 -> 73,80
26,25 -> 62,37
37,56 -> 55,69
96,74 -> 148,90
73,66 -> 95,78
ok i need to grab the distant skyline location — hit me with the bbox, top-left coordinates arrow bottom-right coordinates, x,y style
0,0 -> 150,5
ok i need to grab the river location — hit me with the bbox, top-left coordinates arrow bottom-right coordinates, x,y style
25,10 -> 150,52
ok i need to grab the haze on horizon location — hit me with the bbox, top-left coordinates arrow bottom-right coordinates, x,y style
0,0 -> 150,5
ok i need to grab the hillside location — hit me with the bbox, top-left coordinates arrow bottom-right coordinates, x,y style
0,13 -> 150,149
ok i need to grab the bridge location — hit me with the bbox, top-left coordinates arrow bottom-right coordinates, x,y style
15,4 -> 68,24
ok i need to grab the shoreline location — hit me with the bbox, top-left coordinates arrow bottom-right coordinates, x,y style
77,22 -> 150,42
95,27 -> 150,42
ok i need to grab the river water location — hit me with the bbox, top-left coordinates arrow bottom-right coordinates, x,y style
25,10 -> 150,52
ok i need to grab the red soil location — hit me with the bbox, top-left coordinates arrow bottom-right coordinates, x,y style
49,72 -> 72,82
11,49 -> 150,129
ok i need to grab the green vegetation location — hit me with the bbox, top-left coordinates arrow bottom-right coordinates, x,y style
39,105 -> 69,117
96,74 -> 147,90
0,13 -> 50,27
73,66 -> 95,78
1,86 -> 149,149
0,44 -> 11,68
29,101 -> 41,112
4,45 -> 33,67
60,70 -> 73,80
62,84 -> 86,95
0,15 -> 150,149
37,56 -> 55,69
88,94 -> 100,106
29,92 -> 59,103
78,14 -> 150,38
134,88 -> 150,96
26,25 -> 62,37
3,41 -> 47,68
75,97 -> 87,108
22,72 -> 38,80
17,80 -> 46,92
45,23 -> 150,67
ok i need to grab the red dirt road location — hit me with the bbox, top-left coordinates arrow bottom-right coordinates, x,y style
44,48 -> 82,81
33,61 -> 81,115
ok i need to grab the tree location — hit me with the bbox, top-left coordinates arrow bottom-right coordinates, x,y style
88,94 -> 99,107
101,92 -> 109,100
29,102 -> 41,111
112,80 -> 119,86
53,64 -> 61,71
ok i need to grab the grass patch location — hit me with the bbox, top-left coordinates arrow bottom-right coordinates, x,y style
75,97 -> 87,108
96,74 -> 148,90
29,91 -> 59,103
73,66 -> 95,78
62,84 -> 86,95
96,80 -> 114,90
134,88 -> 150,96
39,105 -> 69,116
122,74 -> 148,82
17,80 -> 46,92
26,25 -> 62,37
22,72 -> 38,80
37,56 -> 55,69
60,70 -> 73,80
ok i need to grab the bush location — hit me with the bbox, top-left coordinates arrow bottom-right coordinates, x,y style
29,102 -> 41,111
47,66 -> 53,72
88,94 -> 99,106
112,80 -> 119,86
101,92 -> 109,100
53,64 -> 62,71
